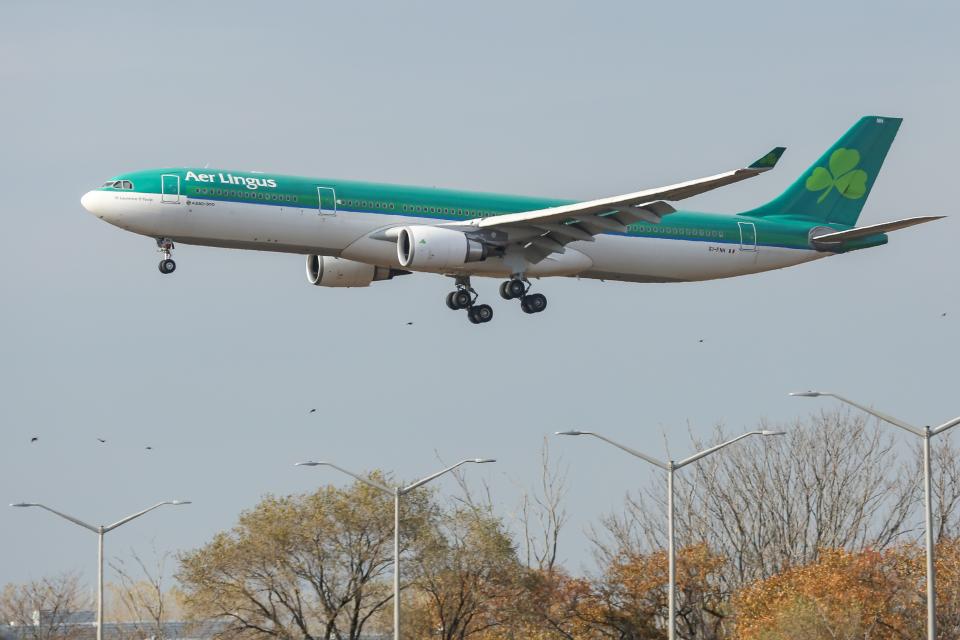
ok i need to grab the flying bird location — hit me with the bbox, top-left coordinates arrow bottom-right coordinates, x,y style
30,437 -> 38,443
145,446 -> 153,450
406,322 -> 414,325
309,409 -> 317,414
97,438 -> 106,443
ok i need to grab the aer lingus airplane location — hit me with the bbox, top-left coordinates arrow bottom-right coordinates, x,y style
82,116 -> 940,324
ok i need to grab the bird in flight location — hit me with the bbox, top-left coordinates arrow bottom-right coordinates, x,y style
145,446 -> 153,451
97,438 -> 106,443
309,409 -> 317,414
406,322 -> 413,325
30,437 -> 38,443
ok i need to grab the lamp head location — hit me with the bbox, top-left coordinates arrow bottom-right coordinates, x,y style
555,430 -> 586,436
170,500 -> 191,506
472,458 -> 496,464
295,461 -> 326,467
789,391 -> 823,397
760,430 -> 787,436
10,503 -> 34,508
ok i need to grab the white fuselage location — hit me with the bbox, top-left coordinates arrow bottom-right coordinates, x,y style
80,189 -> 825,283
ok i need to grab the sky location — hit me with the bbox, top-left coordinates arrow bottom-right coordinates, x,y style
1,0 -> 959,589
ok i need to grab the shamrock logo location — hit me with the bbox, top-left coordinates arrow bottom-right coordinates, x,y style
805,148 -> 869,204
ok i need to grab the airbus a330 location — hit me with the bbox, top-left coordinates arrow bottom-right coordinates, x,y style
81,116 -> 940,324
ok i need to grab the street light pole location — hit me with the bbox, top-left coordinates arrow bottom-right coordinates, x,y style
557,429 -> 783,640
394,486 -> 401,639
296,457 -> 495,640
791,391 -> 960,640
9,500 -> 191,640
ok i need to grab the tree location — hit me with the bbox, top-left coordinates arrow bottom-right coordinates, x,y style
574,544 -> 728,640
733,548 -> 915,640
604,410 -> 920,591
518,439 -> 569,573
109,545 -> 183,639
177,475 -> 434,640
733,539 -> 960,640
410,506 -> 519,640
0,572 -> 90,640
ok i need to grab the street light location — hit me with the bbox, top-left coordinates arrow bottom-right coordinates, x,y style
9,500 -> 191,640
296,458 -> 495,640
790,390 -> 960,640
556,429 -> 783,640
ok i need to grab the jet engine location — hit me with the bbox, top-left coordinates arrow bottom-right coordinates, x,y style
397,226 -> 488,270
306,255 -> 404,287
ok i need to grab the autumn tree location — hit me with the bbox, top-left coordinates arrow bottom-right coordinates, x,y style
733,547 -> 917,639
109,545 -> 183,639
0,572 -> 91,640
606,410 -> 922,591
409,506 -> 519,640
177,475 -> 434,640
573,544 -> 728,640
733,538 -> 960,640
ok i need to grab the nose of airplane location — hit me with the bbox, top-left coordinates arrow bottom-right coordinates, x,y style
81,190 -> 98,214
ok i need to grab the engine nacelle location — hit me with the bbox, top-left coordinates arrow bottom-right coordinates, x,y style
397,226 -> 488,270
306,256 -> 399,288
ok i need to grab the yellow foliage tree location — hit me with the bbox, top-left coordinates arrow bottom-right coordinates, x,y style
733,547 -> 919,640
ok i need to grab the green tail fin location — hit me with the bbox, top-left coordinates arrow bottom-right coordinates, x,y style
741,116 -> 901,226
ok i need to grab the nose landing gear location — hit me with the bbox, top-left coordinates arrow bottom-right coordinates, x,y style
157,238 -> 176,274
445,276 -> 493,324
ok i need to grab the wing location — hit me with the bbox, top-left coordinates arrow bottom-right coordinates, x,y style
449,147 -> 786,262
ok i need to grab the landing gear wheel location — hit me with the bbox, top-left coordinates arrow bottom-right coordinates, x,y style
452,290 -> 472,309
500,279 -> 527,300
158,259 -> 177,274
475,304 -> 493,323
446,291 -> 459,310
521,293 -> 547,314
468,304 -> 493,324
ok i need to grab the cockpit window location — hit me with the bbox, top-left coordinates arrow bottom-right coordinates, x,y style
122,180 -> 133,189
103,180 -> 134,190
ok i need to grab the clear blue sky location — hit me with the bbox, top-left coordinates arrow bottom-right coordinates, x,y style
1,0 -> 958,586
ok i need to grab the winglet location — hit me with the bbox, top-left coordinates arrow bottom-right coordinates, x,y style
748,147 -> 786,171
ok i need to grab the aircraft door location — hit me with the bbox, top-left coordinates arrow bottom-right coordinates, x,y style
738,221 -> 757,251
317,186 -> 337,216
161,174 -> 181,204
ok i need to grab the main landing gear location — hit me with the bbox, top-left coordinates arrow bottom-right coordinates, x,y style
445,277 -> 493,324
499,277 -> 547,314
444,276 -> 547,325
157,238 -> 176,274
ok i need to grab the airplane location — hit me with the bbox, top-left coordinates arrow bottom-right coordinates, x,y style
81,116 -> 941,324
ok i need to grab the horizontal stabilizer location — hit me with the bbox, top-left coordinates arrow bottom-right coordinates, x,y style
810,215 -> 945,247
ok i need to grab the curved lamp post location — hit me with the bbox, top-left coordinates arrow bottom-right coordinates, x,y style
557,429 -> 783,640
791,390 -> 960,640
9,500 -> 191,640
296,458 -> 495,640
